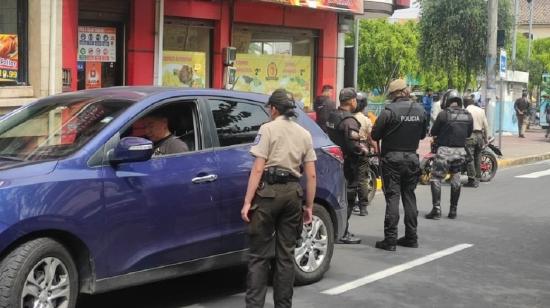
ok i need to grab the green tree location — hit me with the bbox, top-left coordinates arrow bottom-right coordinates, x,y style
356,19 -> 419,94
418,0 -> 513,92
508,35 -> 550,92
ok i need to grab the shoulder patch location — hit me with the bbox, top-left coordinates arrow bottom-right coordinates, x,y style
253,134 -> 262,145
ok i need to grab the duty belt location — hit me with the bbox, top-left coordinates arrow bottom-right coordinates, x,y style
262,167 -> 299,184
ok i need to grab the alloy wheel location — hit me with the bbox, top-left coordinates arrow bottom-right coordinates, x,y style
21,257 -> 71,308
295,216 -> 329,273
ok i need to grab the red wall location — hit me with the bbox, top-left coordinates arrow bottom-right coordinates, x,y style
62,0 -> 338,94
62,0 -> 78,91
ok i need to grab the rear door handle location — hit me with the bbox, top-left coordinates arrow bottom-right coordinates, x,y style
192,174 -> 218,184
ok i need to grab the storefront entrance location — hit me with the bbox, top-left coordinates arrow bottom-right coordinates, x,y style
76,0 -> 128,90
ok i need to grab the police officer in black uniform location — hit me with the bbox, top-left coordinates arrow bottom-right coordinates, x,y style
326,88 -> 364,244
425,89 -> 473,220
371,79 -> 427,251
241,89 -> 317,308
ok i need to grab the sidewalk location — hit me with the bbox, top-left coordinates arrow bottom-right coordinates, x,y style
417,127 -> 550,168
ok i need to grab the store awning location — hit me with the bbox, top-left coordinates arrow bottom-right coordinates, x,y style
257,0 -> 364,15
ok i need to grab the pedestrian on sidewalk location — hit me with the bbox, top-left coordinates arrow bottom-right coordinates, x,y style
354,92 -> 375,216
514,91 -> 530,138
371,79 -> 427,251
242,89 -> 317,308
326,88 -> 364,244
313,85 -> 336,133
464,97 -> 490,188
426,90 -> 473,220
422,88 -> 434,131
544,95 -> 550,138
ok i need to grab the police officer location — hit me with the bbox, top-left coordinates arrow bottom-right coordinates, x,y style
354,92 -> 375,216
371,79 -> 427,251
463,97 -> 489,188
326,88 -> 363,244
241,89 -> 317,308
426,90 -> 473,220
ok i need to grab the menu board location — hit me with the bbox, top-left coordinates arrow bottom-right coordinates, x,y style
0,34 -> 18,81
78,26 -> 116,62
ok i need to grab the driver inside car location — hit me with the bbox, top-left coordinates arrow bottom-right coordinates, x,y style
141,111 -> 189,156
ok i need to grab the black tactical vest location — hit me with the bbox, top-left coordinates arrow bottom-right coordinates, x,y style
326,109 -> 356,149
437,107 -> 473,147
380,100 -> 426,154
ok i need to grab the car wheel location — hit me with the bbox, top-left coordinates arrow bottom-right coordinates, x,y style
294,204 -> 334,285
0,238 -> 78,308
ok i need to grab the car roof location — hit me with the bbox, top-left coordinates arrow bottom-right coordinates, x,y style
47,87 -> 270,103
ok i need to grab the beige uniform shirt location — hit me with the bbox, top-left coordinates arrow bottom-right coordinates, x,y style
250,116 -> 317,178
466,105 -> 489,134
354,112 -> 373,141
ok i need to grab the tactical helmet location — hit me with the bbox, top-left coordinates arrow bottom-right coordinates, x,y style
441,89 -> 463,109
355,92 -> 368,112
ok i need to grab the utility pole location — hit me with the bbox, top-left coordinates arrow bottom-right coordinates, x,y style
485,0 -> 498,135
511,0 -> 519,69
528,0 -> 534,59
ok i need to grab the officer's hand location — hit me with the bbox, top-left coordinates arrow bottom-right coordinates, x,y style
303,207 -> 313,225
241,202 -> 252,223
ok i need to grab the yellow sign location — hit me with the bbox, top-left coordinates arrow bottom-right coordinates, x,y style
233,54 -> 312,108
162,50 -> 206,88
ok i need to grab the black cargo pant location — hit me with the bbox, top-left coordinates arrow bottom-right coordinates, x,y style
356,155 -> 371,208
344,156 -> 360,234
466,131 -> 484,183
246,182 -> 303,308
380,151 -> 420,243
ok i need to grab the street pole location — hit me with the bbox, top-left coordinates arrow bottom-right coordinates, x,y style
511,0 -> 519,70
499,71 -> 504,150
528,0 -> 534,59
485,0 -> 498,136
354,17 -> 359,89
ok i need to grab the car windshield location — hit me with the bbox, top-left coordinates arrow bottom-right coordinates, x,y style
0,96 -> 135,162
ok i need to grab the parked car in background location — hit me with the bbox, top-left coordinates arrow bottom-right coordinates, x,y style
0,87 -> 347,308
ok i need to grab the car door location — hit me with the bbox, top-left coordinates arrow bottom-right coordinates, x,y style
99,99 -> 222,277
205,97 -> 270,253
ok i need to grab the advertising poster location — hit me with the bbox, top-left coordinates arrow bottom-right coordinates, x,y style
78,26 -> 116,62
0,34 -> 18,82
162,50 -> 206,88
259,0 -> 363,14
233,54 -> 312,108
85,62 -> 102,89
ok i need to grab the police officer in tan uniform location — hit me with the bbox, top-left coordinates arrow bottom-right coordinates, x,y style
241,89 -> 317,308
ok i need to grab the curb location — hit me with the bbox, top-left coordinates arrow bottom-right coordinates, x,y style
498,153 -> 550,169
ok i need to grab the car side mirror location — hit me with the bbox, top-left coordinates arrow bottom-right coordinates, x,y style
109,137 -> 154,165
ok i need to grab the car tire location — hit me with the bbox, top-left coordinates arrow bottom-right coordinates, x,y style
0,238 -> 79,308
294,204 -> 334,286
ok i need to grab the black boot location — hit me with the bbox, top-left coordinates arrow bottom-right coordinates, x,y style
448,205 -> 457,219
359,205 -> 368,216
463,179 -> 479,188
425,208 -> 441,220
397,236 -> 419,248
375,239 -> 396,251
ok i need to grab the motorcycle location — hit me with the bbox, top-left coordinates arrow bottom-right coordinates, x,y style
419,137 -> 501,185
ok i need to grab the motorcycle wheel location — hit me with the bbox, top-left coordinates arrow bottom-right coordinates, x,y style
480,152 -> 498,182
419,157 -> 434,185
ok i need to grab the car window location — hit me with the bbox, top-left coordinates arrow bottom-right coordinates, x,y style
121,101 -> 198,156
0,98 -> 134,161
208,99 -> 269,147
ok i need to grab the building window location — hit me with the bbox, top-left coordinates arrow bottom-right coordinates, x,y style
162,18 -> 212,88
0,0 -> 27,86
232,25 -> 316,109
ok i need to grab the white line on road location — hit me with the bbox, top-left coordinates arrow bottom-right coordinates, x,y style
515,168 -> 550,178
321,243 -> 474,296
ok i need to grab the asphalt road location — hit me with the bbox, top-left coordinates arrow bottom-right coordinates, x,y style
79,161 -> 550,308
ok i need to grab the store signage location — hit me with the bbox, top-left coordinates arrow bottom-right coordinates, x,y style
78,26 -> 116,62
233,53 -> 312,108
162,51 -> 206,88
85,62 -> 102,89
0,34 -> 18,81
259,0 -> 364,14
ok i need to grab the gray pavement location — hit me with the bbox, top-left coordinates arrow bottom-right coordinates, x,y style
79,160 -> 550,308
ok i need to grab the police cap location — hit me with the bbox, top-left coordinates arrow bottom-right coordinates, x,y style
339,87 -> 357,103
388,79 -> 407,94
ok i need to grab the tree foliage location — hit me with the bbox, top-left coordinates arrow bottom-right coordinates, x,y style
418,0 -> 513,91
356,19 -> 419,94
509,34 -> 550,92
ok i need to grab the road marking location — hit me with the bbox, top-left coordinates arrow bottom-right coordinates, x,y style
516,168 -> 550,178
321,243 -> 474,295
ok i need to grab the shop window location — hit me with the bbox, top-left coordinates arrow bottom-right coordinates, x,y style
0,0 -> 27,86
232,25 -> 316,110
208,99 -> 269,147
162,18 -> 212,88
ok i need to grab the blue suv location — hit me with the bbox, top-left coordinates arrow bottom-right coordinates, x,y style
0,87 -> 346,308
